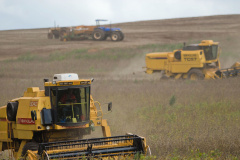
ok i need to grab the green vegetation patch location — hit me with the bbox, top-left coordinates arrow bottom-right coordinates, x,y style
138,43 -> 184,52
74,48 -> 137,60
6,42 -> 186,62
137,100 -> 240,159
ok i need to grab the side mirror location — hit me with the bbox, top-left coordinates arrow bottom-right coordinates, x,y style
31,110 -> 37,121
108,102 -> 112,111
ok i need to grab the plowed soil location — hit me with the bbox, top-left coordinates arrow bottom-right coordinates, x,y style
0,14 -> 240,60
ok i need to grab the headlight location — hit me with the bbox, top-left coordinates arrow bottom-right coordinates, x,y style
46,126 -> 50,130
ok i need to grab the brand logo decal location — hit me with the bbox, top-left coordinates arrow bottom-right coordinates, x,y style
30,101 -> 38,107
17,118 -> 35,124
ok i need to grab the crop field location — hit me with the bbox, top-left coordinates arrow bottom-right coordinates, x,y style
0,15 -> 240,159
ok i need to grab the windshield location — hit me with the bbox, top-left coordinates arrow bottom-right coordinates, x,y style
202,45 -> 218,60
50,86 -> 90,126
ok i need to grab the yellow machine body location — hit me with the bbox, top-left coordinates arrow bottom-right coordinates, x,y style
0,73 -> 148,159
145,40 -> 240,80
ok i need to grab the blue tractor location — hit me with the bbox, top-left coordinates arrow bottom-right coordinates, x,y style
92,19 -> 124,41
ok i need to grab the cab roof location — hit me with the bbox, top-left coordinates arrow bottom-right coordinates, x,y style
199,40 -> 219,46
44,73 -> 92,87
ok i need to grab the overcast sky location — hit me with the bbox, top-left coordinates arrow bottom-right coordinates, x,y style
0,0 -> 239,30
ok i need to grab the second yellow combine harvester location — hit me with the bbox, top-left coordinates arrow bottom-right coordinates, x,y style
0,73 -> 149,159
145,40 -> 240,80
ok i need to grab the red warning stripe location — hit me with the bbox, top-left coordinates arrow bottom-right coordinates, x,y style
0,118 -> 7,121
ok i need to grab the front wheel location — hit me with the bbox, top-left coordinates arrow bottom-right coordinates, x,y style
111,32 -> 121,41
187,69 -> 204,80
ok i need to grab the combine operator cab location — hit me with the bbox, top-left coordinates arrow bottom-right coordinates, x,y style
183,40 -> 219,62
198,40 -> 219,61
51,86 -> 90,126
44,73 -> 91,127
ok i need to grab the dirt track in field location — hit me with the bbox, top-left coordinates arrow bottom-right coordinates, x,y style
0,14 -> 240,61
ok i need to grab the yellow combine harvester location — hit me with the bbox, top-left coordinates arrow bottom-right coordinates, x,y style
0,73 -> 149,159
145,40 -> 240,80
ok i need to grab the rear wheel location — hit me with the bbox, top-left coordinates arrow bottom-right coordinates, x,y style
21,142 -> 39,158
111,32 -> 121,41
92,29 -> 105,41
187,69 -> 204,80
119,31 -> 124,41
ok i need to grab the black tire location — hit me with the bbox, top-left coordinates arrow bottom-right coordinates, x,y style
7,102 -> 18,121
47,33 -> 53,39
119,31 -> 124,41
92,29 -> 105,41
110,32 -> 121,41
187,69 -> 204,80
21,142 -> 39,157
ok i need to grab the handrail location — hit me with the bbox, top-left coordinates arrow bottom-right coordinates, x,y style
93,101 -> 103,120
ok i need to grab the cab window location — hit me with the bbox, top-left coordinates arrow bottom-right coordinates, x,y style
202,45 -> 218,60
50,86 -> 90,125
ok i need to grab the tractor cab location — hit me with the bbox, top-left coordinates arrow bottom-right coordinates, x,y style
95,19 -> 121,32
44,73 -> 92,127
